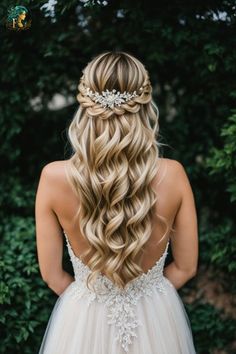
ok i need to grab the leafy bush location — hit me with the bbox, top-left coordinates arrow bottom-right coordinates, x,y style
187,302 -> 236,354
206,111 -> 236,203
0,215 -> 72,353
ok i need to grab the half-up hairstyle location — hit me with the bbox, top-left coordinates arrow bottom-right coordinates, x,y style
66,51 -> 170,291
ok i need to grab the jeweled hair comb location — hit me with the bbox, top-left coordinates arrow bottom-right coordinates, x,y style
84,87 -> 139,109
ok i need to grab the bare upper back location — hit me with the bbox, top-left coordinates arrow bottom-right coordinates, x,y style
42,157 -> 183,273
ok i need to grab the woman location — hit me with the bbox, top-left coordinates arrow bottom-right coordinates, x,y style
6,5 -> 28,29
35,51 -> 198,353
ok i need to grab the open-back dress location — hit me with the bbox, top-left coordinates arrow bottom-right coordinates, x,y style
38,231 -> 196,353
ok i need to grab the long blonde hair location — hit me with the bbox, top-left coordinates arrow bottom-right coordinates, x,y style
66,51 -> 170,291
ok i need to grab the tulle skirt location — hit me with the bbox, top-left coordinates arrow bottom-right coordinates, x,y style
38,277 -> 196,354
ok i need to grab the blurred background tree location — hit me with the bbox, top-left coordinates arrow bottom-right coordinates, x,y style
0,0 -> 235,353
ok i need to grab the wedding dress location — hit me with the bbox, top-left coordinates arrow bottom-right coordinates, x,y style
38,231 -> 196,353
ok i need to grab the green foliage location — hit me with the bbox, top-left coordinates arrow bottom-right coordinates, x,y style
199,212 -> 236,296
0,0 -> 235,352
187,302 -> 236,354
0,216 -> 57,353
206,110 -> 236,202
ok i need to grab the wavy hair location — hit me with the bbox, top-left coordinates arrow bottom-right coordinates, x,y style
65,51 -> 171,292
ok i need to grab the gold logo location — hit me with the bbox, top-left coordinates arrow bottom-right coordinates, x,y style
5,5 -> 31,31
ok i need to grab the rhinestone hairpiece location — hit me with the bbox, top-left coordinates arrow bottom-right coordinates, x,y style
85,87 -> 138,109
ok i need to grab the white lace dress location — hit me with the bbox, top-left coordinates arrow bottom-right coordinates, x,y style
38,232 -> 196,353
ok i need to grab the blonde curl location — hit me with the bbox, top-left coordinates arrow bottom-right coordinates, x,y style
66,51 -> 170,292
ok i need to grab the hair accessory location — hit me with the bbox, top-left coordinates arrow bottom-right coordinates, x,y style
85,87 -> 138,109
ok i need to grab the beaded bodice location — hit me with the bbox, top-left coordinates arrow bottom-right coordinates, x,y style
63,231 -> 173,352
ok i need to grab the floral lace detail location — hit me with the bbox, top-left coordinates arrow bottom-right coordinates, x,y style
64,232 -> 172,352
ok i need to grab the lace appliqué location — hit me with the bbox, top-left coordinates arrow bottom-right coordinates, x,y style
64,233 -> 171,352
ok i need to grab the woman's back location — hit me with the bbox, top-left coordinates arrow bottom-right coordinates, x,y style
41,157 -> 182,276
36,51 -> 198,353
37,157 -> 197,353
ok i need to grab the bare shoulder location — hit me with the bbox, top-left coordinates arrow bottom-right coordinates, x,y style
40,160 -> 70,184
41,160 -> 68,173
164,158 -> 185,172
157,158 -> 187,181
164,158 -> 193,197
